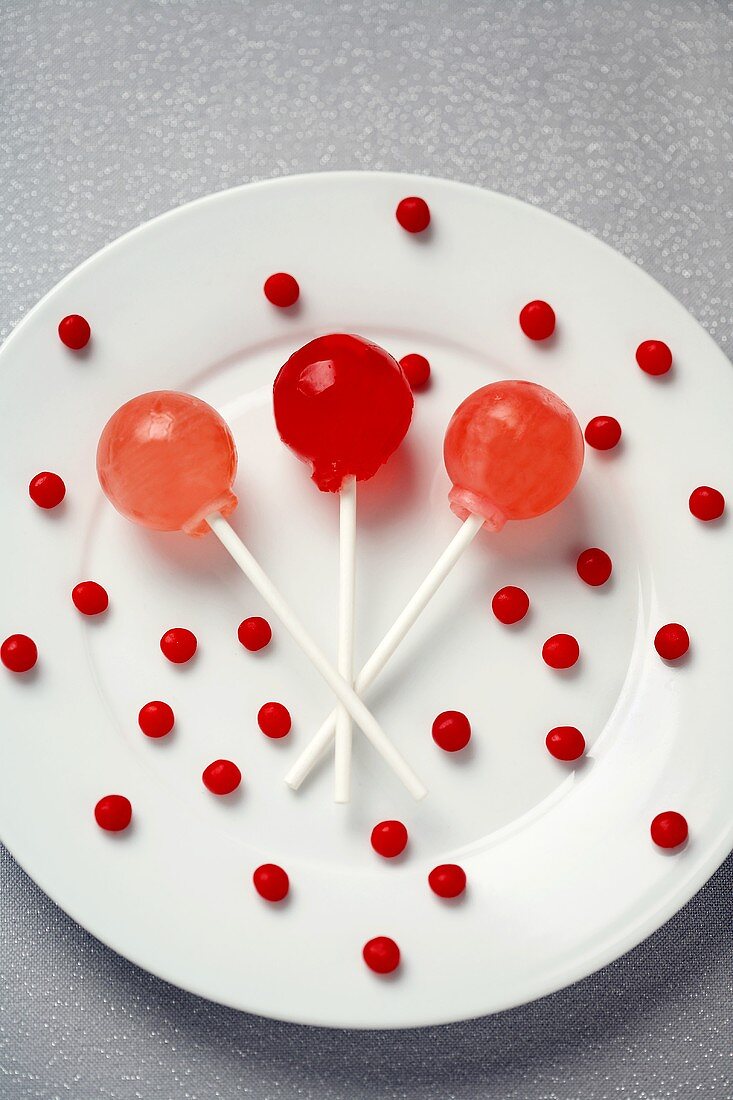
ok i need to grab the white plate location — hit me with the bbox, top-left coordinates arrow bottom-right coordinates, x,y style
1,172 -> 731,1029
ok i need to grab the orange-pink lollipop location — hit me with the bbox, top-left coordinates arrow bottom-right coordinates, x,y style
97,391 -> 237,536
97,390 -> 426,800
444,380 -> 584,528
287,380 -> 584,790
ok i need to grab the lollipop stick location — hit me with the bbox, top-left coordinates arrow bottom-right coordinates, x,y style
285,512 -> 484,790
334,476 -> 356,803
206,512 -> 426,800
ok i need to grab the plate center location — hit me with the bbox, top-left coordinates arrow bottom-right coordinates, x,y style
82,329 -> 642,870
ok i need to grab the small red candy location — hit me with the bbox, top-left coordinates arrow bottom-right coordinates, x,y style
238,616 -> 272,652
428,863 -> 466,898
263,272 -> 300,308
72,581 -> 109,616
519,300 -> 556,341
28,471 -> 66,509
636,340 -> 672,376
94,794 -> 132,832
363,936 -> 400,974
138,701 -> 175,738
202,759 -> 241,795
491,585 -> 530,624
253,863 -> 289,902
651,809 -> 686,849
257,701 -> 291,738
398,353 -> 431,390
370,820 -> 408,858
395,196 -> 430,233
432,710 -> 471,752
546,726 -> 586,761
160,627 -> 197,664
650,811 -> 688,849
654,623 -> 689,661
58,314 -> 91,350
542,634 -> 580,669
585,416 -> 622,451
1,634 -> 38,673
689,486 -> 725,522
576,548 -> 612,587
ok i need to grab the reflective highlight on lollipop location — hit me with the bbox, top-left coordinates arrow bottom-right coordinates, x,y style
96,389 -> 426,800
286,380 -> 584,792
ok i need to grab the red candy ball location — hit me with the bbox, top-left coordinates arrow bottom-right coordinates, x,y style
432,710 -> 471,752
654,623 -> 689,661
28,471 -> 66,509
94,794 -> 132,832
542,634 -> 580,669
363,936 -> 400,974
636,340 -> 672,376
491,585 -> 530,624
263,272 -> 300,308
258,701 -> 291,738
546,726 -> 586,761
370,820 -> 408,859
576,548 -> 612,587
1,634 -> 38,673
237,616 -> 272,652
399,353 -> 431,390
72,580 -> 109,616
253,863 -> 289,902
58,314 -> 91,350
428,863 -> 466,898
274,333 -> 413,493
650,811 -> 688,849
519,300 -> 556,341
202,759 -> 241,795
160,627 -> 197,664
585,416 -> 622,451
138,701 -> 175,738
689,486 -> 725,522
395,196 -> 430,233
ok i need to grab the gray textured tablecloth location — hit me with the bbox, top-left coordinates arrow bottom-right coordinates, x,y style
1,1 -> 731,1097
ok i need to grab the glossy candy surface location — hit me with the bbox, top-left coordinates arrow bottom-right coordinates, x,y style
273,334 -> 413,493
444,381 -> 584,528
97,391 -> 238,537
29,471 -> 66,509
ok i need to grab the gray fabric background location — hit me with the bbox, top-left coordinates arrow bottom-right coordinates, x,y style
1,1 -> 731,1096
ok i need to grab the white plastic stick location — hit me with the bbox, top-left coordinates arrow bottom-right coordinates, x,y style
334,476 -> 356,803
285,512 -> 484,791
206,512 -> 426,800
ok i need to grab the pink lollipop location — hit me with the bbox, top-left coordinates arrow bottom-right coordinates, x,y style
97,391 -> 237,536
97,391 -> 426,800
274,335 -> 414,802
287,380 -> 584,791
444,381 -> 585,528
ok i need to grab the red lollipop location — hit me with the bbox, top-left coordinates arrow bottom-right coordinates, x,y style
274,334 -> 413,493
275,334 -> 414,804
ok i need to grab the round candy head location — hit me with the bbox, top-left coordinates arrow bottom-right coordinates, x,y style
273,334 -> 413,492
97,391 -> 238,537
444,380 -> 584,530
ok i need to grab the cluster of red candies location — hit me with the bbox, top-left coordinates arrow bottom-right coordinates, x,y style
4,194 -> 722,976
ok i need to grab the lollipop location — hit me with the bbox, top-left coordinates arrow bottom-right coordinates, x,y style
274,335 -> 413,802
286,380 -> 584,791
97,390 -> 426,800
